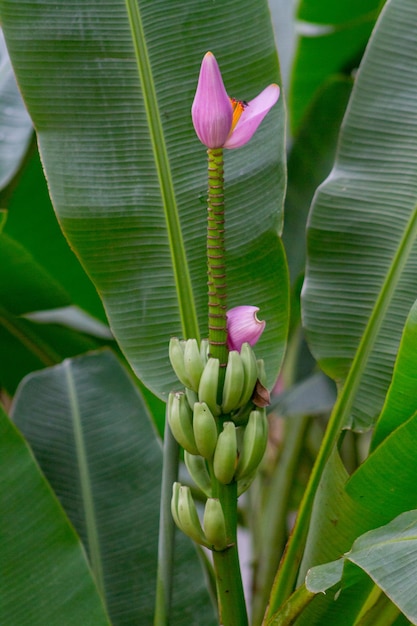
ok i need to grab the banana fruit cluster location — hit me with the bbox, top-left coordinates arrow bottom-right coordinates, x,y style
168,336 -> 269,552
171,483 -> 229,551
167,391 -> 268,485
169,337 -> 259,418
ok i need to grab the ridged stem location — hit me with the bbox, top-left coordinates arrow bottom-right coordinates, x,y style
211,479 -> 248,626
206,148 -> 246,624
207,148 -> 228,373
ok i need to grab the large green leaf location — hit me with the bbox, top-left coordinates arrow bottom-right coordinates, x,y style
302,0 -> 417,430
296,301 -> 417,625
371,299 -> 417,450
11,350 -> 215,625
284,76 -> 352,284
0,0 -> 288,399
295,407 -> 417,624
306,510 -> 417,625
0,404 -> 111,626
0,30 -> 32,189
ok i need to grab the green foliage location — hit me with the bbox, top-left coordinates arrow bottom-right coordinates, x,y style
0,0 -> 288,399
0,402 -> 112,626
11,350 -> 215,625
302,0 -> 417,431
2,0 -> 417,623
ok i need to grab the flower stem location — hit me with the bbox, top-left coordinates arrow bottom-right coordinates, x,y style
206,149 -> 247,624
211,479 -> 248,626
207,148 -> 228,372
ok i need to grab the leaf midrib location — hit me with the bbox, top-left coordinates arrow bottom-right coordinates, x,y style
64,360 -> 106,603
124,0 -> 200,341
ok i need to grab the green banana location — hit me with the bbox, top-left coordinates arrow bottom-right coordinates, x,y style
256,358 -> 267,386
177,484 -> 210,548
171,481 -> 182,528
167,391 -> 199,455
235,408 -> 268,480
238,342 -> 259,407
213,421 -> 238,484
203,498 -> 228,551
198,357 -> 221,416
169,337 -> 191,388
200,338 -> 209,365
192,402 -> 218,460
184,451 -> 212,497
183,338 -> 205,392
221,350 -> 245,414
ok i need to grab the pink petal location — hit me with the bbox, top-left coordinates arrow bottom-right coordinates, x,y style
191,52 -> 233,148
226,306 -> 266,352
223,84 -> 280,150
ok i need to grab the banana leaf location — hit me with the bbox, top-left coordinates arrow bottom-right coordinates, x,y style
0,30 -> 32,189
0,403 -> 111,626
0,0 -> 289,399
306,510 -> 417,625
11,349 -> 215,625
302,0 -> 417,430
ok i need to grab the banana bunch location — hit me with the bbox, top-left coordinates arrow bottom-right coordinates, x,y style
169,337 -> 260,419
171,483 -> 229,551
168,335 -> 270,551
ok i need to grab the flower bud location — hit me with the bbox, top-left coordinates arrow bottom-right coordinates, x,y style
226,306 -> 266,352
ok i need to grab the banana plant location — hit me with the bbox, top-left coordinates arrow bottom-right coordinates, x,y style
2,0 -> 417,624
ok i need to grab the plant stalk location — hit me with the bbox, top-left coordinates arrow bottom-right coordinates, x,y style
207,148 -> 228,371
211,480 -> 248,626
206,148 -> 247,624
154,418 -> 179,626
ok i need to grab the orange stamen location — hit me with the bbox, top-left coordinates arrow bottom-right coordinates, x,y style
229,98 -> 248,131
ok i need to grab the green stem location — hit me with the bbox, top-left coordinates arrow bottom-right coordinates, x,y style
154,417 -> 180,626
211,480 -> 248,626
252,414 -> 309,626
264,584 -> 315,626
207,148 -> 228,371
125,0 -> 200,341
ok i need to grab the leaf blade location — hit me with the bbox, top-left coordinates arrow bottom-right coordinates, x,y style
302,0 -> 417,430
0,0 -> 288,397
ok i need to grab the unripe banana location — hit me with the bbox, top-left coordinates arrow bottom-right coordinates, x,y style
235,408 -> 268,480
213,421 -> 238,484
177,484 -> 210,548
184,451 -> 212,497
200,338 -> 209,365
167,391 -> 199,455
198,357 -> 221,416
221,350 -> 245,414
183,338 -> 205,392
171,481 -> 182,528
239,342 -> 259,406
203,498 -> 228,551
169,337 -> 191,388
256,358 -> 267,386
192,402 -> 218,460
